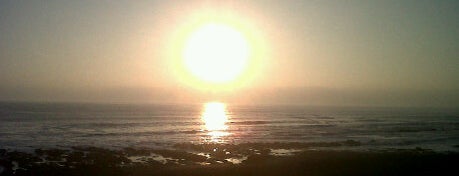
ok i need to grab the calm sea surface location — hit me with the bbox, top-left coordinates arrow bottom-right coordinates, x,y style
0,102 -> 458,151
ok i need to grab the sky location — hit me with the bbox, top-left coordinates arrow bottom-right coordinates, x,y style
0,0 -> 458,107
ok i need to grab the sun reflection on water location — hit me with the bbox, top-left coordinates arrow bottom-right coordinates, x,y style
201,102 -> 230,143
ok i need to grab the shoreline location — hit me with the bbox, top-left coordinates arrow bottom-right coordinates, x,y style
1,142 -> 458,176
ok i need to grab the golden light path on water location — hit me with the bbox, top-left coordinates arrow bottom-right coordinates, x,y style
201,102 -> 230,143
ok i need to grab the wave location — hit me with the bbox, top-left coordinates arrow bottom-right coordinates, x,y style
79,130 -> 203,137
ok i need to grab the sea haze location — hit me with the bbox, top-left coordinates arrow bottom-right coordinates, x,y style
0,102 -> 458,152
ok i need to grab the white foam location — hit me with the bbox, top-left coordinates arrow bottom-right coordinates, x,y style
270,149 -> 301,156
225,156 -> 248,164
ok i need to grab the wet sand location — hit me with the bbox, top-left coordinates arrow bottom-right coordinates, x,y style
1,142 -> 458,176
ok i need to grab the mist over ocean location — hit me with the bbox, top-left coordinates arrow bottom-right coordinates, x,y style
1,102 -> 458,152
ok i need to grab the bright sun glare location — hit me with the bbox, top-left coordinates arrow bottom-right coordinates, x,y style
183,23 -> 250,83
201,102 -> 228,131
201,102 -> 230,143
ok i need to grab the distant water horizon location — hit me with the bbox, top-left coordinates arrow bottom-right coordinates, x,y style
1,101 -> 458,152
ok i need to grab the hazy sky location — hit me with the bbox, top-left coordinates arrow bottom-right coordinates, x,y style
1,0 -> 458,107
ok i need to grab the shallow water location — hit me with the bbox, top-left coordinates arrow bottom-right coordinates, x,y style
0,102 -> 458,151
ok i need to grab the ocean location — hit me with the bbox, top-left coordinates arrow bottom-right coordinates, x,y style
0,102 -> 458,152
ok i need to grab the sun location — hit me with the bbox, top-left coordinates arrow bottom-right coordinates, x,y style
168,11 -> 267,91
182,23 -> 250,83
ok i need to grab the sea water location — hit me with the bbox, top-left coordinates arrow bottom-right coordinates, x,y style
0,102 -> 458,151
